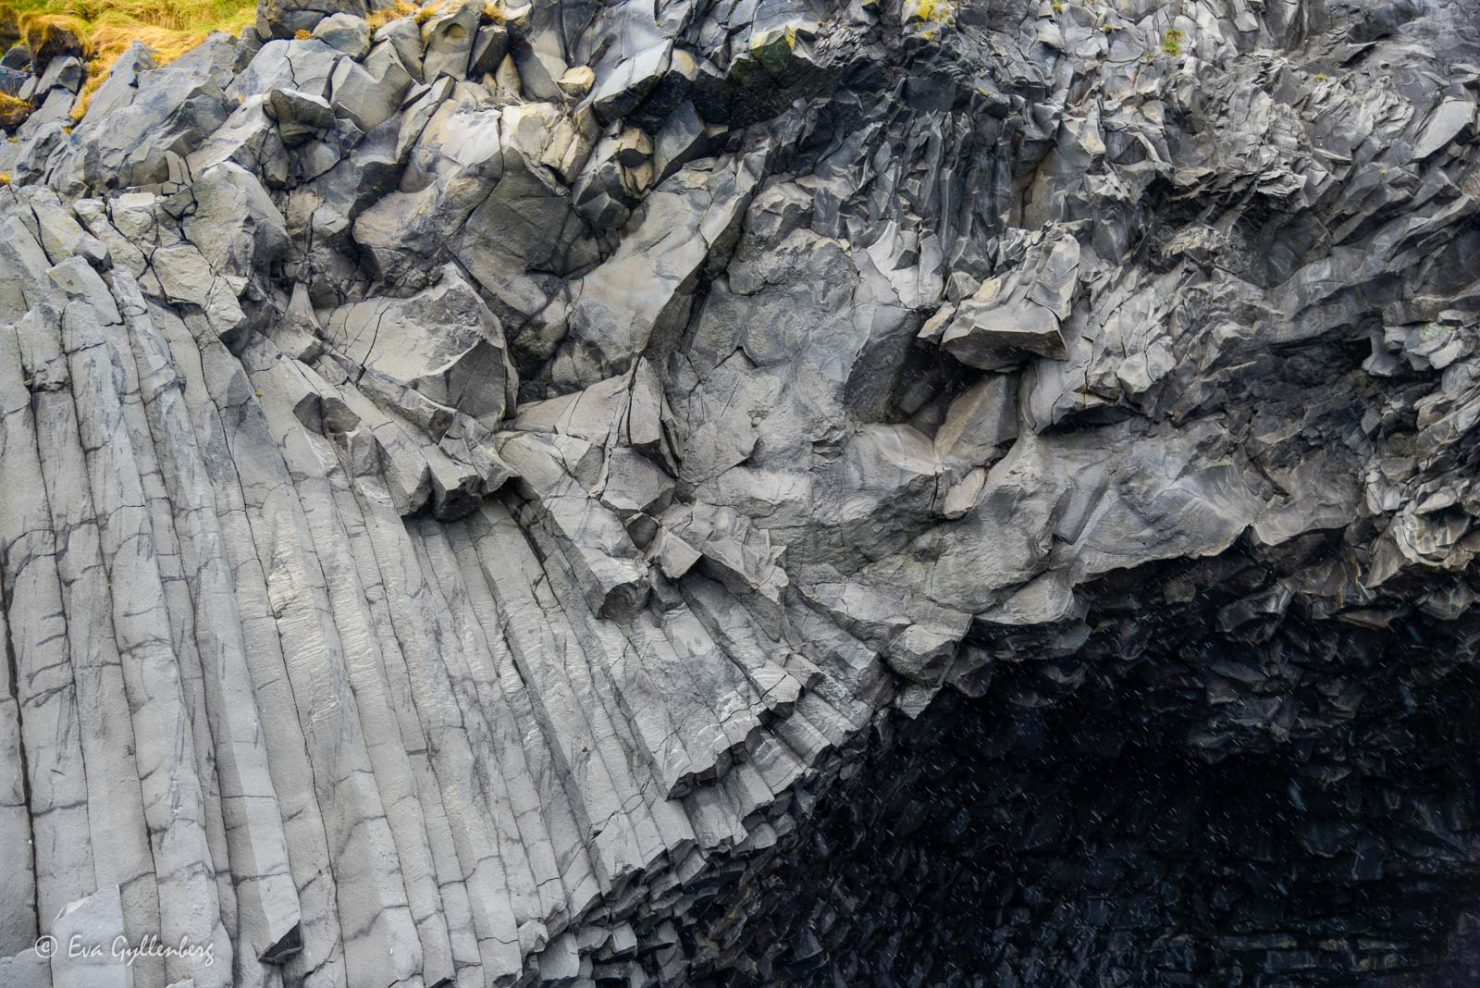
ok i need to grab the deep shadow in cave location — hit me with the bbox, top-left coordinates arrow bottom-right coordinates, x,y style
696,658 -> 1480,986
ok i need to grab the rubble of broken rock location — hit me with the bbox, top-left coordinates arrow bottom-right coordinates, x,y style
2,0 -> 1480,984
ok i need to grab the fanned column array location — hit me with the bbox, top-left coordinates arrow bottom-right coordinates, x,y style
1,0 -> 1479,983
0,184 -> 896,987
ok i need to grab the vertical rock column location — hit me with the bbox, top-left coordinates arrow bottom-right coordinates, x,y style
47,257 -> 231,987
0,322 -> 88,950
179,310 -> 423,988
149,301 -> 349,988
0,540 -> 37,962
116,270 -> 303,987
239,334 -> 454,986
17,296 -> 165,988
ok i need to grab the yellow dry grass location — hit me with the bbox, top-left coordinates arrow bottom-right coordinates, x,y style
384,1 -> 507,30
7,0 -> 256,120
366,0 -> 416,29
367,1 -> 506,32
0,89 -> 32,129
4,0 -> 506,123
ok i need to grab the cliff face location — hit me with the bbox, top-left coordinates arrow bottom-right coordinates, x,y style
0,0 -> 1478,985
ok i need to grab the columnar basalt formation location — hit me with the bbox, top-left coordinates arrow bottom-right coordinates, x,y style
1,0 -> 1479,985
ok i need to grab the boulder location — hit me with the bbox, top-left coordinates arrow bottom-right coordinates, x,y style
326,40 -> 412,132
938,230 -> 1081,366
420,0 -> 481,81
257,0 -> 368,40
311,11 -> 371,57
317,264 -> 517,427
266,87 -> 335,145
47,33 -> 237,193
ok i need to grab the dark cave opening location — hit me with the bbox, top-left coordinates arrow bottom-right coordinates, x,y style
697,657 -> 1480,987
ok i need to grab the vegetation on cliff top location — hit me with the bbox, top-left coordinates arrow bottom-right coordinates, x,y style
1,0 -> 256,119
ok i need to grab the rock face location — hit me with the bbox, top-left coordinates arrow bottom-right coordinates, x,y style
1,0 -> 1480,985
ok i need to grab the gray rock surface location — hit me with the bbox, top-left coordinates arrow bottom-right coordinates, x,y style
3,0 -> 1480,984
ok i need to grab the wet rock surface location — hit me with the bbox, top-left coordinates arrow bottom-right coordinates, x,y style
2,0 -> 1480,984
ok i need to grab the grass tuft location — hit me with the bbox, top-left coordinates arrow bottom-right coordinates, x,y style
367,0 -> 417,28
21,11 -> 85,66
0,90 -> 33,129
